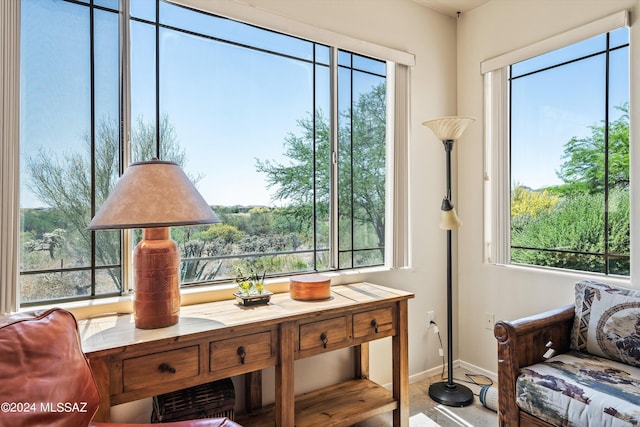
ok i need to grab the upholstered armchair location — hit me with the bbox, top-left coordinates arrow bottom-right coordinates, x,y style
0,308 -> 242,427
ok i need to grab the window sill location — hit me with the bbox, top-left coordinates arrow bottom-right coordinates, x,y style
22,266 -> 393,321
489,262 -> 632,288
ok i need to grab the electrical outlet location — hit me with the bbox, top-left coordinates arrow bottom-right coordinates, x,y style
427,310 -> 435,327
484,313 -> 495,330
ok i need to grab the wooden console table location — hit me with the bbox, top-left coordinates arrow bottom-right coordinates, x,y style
79,282 -> 414,426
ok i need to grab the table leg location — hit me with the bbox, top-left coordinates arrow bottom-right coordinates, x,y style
393,300 -> 409,427
276,321 -> 295,427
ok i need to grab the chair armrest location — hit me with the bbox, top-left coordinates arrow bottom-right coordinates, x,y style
90,417 -> 242,427
493,305 -> 574,427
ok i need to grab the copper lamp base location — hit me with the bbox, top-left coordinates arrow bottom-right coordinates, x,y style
133,227 -> 180,329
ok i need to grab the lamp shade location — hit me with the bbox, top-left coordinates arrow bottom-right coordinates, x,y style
440,198 -> 462,230
87,160 -> 220,230
422,116 -> 476,141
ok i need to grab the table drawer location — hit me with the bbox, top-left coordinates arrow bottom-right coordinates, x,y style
353,307 -> 395,340
122,345 -> 199,392
299,316 -> 349,352
210,330 -> 275,373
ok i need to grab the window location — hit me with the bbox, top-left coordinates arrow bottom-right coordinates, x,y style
484,16 -> 630,276
16,0 -> 404,307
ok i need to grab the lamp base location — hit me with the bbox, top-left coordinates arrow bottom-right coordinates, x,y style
133,227 -> 181,329
428,381 -> 474,407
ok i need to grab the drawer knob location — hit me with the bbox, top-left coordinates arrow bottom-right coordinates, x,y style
237,346 -> 247,364
320,332 -> 328,349
158,363 -> 176,374
371,319 -> 379,333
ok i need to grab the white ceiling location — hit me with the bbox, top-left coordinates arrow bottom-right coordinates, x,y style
412,0 -> 490,17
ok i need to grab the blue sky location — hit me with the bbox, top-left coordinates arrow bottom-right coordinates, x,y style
19,0 -> 628,209
20,0 -> 387,209
510,27 -> 629,190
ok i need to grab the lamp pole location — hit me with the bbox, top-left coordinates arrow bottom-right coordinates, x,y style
428,139 -> 474,407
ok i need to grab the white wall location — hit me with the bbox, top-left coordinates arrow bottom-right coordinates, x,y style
112,0 -> 459,421
456,0 -> 640,374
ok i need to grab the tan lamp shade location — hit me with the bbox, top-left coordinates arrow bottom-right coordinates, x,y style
87,160 -> 220,329
87,160 -> 220,229
440,198 -> 462,230
422,116 -> 476,141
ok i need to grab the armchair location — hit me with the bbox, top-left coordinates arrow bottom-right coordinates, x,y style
0,308 -> 241,427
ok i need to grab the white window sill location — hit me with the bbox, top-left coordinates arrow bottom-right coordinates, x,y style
489,261 -> 632,288
22,266 -> 393,320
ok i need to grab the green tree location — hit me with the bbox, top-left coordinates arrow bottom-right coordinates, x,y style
511,185 -> 559,219
555,103 -> 629,195
512,190 -> 629,275
25,115 -> 187,292
256,83 -> 387,249
512,104 -> 630,274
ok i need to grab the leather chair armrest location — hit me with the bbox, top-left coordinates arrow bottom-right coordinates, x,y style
90,417 -> 242,427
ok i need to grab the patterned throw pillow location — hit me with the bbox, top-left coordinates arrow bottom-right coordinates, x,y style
571,280 -> 640,368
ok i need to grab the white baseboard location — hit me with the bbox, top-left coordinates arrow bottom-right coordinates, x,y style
408,359 -> 497,385
458,360 -> 497,382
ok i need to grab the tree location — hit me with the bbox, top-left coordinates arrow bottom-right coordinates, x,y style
555,103 -> 629,195
25,115 -> 188,291
511,185 -> 559,219
256,83 -> 387,249
512,103 -> 630,275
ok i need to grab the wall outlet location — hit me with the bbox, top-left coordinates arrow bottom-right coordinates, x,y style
484,312 -> 495,330
427,310 -> 435,327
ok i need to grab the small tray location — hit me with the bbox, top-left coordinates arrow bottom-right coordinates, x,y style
234,290 -> 273,306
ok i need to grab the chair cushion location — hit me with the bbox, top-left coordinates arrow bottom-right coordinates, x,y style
570,280 -> 640,368
516,350 -> 640,426
0,308 -> 100,427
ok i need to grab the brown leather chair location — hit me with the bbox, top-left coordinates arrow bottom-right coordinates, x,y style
0,308 -> 242,427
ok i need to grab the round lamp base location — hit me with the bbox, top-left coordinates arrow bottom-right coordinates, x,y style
428,381 -> 474,407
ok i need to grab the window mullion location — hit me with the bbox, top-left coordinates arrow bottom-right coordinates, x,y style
90,3 -> 97,296
330,47 -> 339,270
121,0 -> 132,294
604,33 -> 611,274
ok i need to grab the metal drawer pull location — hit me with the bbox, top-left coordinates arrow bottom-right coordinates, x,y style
320,332 -> 328,349
237,346 -> 247,364
371,319 -> 379,333
158,363 -> 176,374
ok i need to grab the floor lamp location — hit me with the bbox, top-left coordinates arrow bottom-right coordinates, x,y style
423,116 -> 476,407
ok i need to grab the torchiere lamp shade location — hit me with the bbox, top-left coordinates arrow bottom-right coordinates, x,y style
422,116 -> 476,141
87,160 -> 220,329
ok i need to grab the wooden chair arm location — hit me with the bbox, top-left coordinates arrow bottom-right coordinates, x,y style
493,305 -> 574,426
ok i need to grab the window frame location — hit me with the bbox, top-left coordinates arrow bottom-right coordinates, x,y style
483,10 -> 632,278
2,0 -> 414,312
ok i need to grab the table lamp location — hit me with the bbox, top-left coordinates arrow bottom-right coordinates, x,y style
87,159 -> 220,329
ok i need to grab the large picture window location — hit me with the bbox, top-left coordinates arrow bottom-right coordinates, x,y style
484,20 -> 630,276
510,28 -> 629,275
18,0 -> 392,306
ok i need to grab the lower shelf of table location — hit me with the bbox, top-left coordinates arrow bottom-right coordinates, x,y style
237,378 -> 397,427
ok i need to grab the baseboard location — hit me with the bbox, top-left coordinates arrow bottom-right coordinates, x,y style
408,359 -> 497,385
458,360 -> 497,381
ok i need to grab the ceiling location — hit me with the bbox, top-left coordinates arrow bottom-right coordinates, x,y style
412,0 -> 490,17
